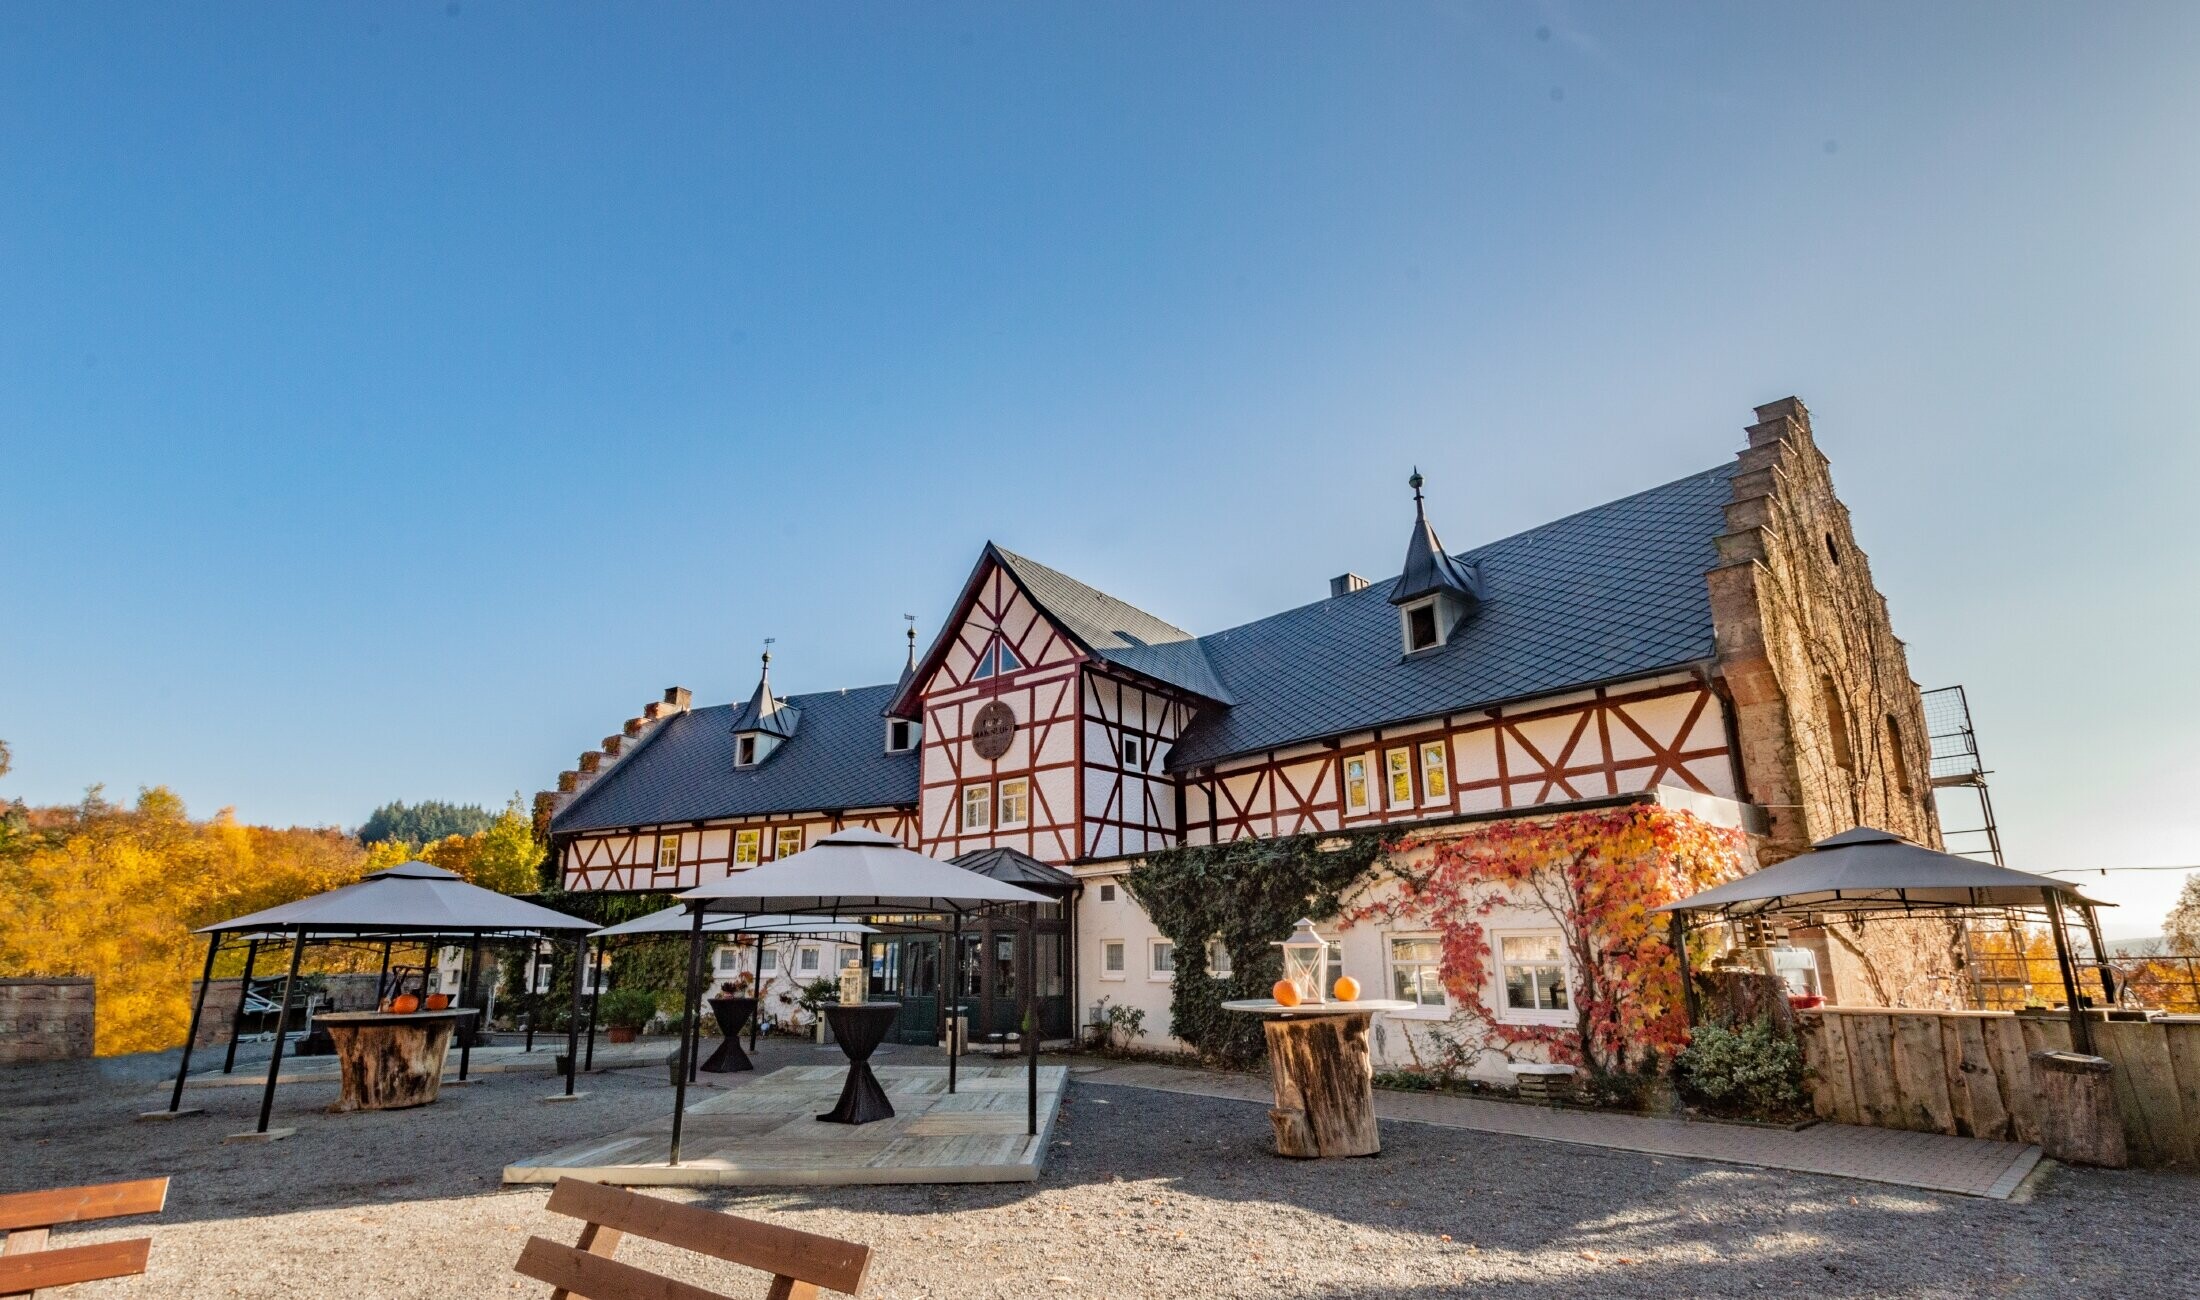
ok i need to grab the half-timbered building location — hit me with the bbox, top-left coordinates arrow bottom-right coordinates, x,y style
538,398 -> 1943,1072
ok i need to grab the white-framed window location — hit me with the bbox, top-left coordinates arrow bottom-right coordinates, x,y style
886,717 -> 918,752
1121,738 -> 1141,768
1419,741 -> 1448,802
734,828 -> 761,865
972,639 -> 1025,680
1099,883 -> 1116,902
1207,938 -> 1233,980
759,948 -> 778,973
714,946 -> 743,976
1386,748 -> 1414,808
1343,755 -> 1371,815
1495,932 -> 1571,1024
961,783 -> 991,832
997,777 -> 1030,829
656,834 -> 680,870
1388,934 -> 1446,1011
531,958 -> 553,994
775,826 -> 805,859
1100,940 -> 1126,979
1149,939 -> 1175,981
1402,597 -> 1442,653
799,946 -> 820,973
736,734 -> 759,766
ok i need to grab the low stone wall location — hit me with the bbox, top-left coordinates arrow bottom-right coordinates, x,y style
0,978 -> 96,1064
1800,1007 -> 2200,1168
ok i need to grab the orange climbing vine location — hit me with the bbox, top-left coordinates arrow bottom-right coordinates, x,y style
1348,805 -> 1747,1077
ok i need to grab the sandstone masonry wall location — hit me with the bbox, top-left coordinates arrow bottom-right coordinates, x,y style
0,977 -> 95,1064
1708,398 -> 1956,1007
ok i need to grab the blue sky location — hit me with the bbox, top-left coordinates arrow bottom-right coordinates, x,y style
3,4 -> 2194,933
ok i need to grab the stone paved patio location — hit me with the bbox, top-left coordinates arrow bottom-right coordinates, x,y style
1081,1061 -> 2044,1199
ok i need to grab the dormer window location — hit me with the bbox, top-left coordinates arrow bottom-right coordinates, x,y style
886,717 -> 919,752
736,735 -> 759,767
1388,470 -> 1481,657
1403,599 -> 1442,653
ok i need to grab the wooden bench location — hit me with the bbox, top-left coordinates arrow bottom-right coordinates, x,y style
0,1177 -> 167,1298
516,1178 -> 870,1300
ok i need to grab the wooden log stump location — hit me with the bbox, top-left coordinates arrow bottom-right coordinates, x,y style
321,1012 -> 469,1112
2030,1050 -> 2129,1168
1261,1012 -> 1380,1158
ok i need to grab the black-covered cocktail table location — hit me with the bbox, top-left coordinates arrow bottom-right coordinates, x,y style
701,996 -> 756,1073
816,1002 -> 901,1125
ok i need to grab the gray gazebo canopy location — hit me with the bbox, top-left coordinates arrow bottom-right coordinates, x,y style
679,828 -> 1053,915
1657,826 -> 2114,1052
165,861 -> 596,1136
1653,828 -> 2109,919
200,861 -> 597,936
662,827 -> 1053,1164
591,906 -> 876,940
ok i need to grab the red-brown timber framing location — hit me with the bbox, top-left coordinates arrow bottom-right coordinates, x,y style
1079,668 -> 1199,859
911,551 -> 1090,862
559,807 -> 917,892
1179,672 -> 1739,848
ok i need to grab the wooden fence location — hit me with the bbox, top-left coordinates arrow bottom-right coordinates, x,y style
1799,1008 -> 2200,1167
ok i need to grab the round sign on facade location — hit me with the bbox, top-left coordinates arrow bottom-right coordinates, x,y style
971,700 -> 1017,760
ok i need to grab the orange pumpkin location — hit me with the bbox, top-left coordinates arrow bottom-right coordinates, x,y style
425,994 -> 451,1011
1271,979 -> 1302,1008
1332,976 -> 1361,1002
390,994 -> 421,1014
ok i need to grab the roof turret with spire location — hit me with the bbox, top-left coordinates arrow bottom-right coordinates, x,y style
1388,467 -> 1483,607
731,644 -> 800,766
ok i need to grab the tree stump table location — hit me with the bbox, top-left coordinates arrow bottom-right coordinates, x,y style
1221,1000 -> 1415,1158
316,1009 -> 478,1112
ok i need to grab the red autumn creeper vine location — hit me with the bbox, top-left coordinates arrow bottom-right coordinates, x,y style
1348,806 -> 1747,1076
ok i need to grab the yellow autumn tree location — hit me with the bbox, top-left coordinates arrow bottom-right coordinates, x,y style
0,787 -> 371,1054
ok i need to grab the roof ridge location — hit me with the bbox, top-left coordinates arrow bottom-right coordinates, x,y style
990,544 -> 1200,643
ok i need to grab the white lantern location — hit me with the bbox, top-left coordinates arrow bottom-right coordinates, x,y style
1276,918 -> 1329,1005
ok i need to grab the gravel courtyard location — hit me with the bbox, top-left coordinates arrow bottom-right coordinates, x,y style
5,1045 -> 2194,1299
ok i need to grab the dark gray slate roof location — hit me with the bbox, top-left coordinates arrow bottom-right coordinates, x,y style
993,546 -> 1232,703
1168,464 -> 1738,768
949,846 -> 1078,896
552,683 -> 917,834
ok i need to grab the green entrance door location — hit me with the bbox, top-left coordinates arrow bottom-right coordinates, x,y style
873,935 -> 941,1046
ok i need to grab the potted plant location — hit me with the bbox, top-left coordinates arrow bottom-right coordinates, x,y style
598,988 -> 657,1044
796,977 -> 840,1044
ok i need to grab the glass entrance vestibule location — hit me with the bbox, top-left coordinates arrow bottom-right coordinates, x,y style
866,903 -> 1071,1046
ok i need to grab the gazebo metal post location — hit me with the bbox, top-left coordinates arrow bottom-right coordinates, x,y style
1670,912 -> 1700,1028
948,910 -> 962,1094
2043,889 -> 2096,1055
748,932 -> 763,1052
563,936 -> 584,1096
376,939 -> 392,1004
256,926 -> 308,1134
222,936 -> 260,1074
419,937 -> 437,1004
2078,903 -> 2118,1005
670,906 -> 706,1165
165,933 -> 222,1113
1024,901 -> 1038,1136
457,930 -> 480,1081
583,938 -> 601,1072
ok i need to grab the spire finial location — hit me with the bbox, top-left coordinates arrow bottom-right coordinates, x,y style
903,614 -> 918,668
761,638 -> 775,679
1409,467 -> 1426,515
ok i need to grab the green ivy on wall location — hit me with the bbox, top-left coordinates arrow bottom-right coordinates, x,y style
1124,830 -> 1391,1066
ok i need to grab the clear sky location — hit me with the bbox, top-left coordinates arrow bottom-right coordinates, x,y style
3,4 -> 2194,935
